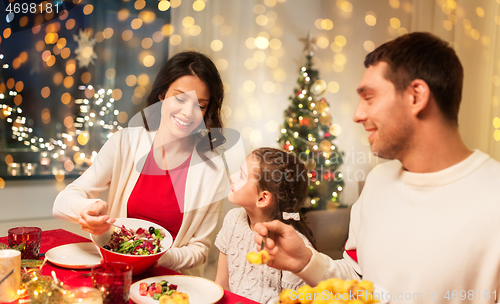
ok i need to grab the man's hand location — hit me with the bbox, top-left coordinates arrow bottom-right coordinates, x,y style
253,220 -> 312,273
79,200 -> 114,235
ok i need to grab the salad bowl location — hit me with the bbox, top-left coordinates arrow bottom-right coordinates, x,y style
90,218 -> 173,275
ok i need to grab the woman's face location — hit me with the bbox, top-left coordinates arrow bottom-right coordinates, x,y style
160,75 -> 210,139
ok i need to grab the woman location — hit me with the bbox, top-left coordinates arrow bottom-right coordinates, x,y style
53,51 -> 228,276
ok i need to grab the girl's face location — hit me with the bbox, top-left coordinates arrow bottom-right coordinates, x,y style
228,155 -> 262,207
160,75 -> 210,139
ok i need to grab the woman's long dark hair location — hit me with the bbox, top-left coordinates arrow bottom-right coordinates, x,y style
143,51 -> 225,159
252,147 -> 316,248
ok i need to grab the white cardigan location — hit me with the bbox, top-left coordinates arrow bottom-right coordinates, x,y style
53,126 -> 228,276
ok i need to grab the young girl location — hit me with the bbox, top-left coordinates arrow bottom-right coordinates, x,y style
215,147 -> 316,303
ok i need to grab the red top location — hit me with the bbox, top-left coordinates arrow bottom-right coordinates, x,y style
127,146 -> 191,240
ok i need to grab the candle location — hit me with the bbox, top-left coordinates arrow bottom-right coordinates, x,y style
0,249 -> 21,302
69,287 -> 103,304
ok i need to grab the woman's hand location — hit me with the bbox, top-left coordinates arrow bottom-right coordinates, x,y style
254,220 -> 313,273
79,200 -> 114,235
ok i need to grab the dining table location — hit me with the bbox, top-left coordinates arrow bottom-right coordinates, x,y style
0,229 -> 259,304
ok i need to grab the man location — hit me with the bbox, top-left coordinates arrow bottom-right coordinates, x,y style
255,32 -> 500,303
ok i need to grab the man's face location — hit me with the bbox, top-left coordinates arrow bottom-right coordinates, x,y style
353,62 -> 414,160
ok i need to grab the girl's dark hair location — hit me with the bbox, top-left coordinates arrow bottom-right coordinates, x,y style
252,147 -> 316,248
143,51 -> 225,157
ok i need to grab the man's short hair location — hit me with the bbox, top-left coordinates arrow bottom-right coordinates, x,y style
364,32 -> 463,124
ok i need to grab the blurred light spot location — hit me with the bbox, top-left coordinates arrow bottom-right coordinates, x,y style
15,81 -> 24,92
266,56 -> 278,68
61,47 -> 71,59
482,36 -> 491,47
403,2 -> 413,12
122,30 -> 133,41
13,95 -> 22,105
340,1 -> 353,12
335,35 -> 347,47
158,1 -> 171,11
495,130 -> 500,141
139,11 -> 156,24
0,177 -> 4,189
103,28 -> 114,39
471,29 -> 480,40
81,72 -> 91,84
493,75 -> 500,86
363,40 -> 375,52
189,25 -> 201,36
255,36 -> 269,49
162,24 -> 174,36
212,15 -> 224,26
463,19 -> 471,30
263,81 -> 275,93
256,15 -> 269,26
5,155 -> 13,165
126,75 -> 137,87
135,0 -> 146,10
131,18 -> 143,29
66,19 -> 75,30
193,0 -> 205,11
250,130 -> 262,147
269,38 -> 281,50
143,55 -> 155,67
183,16 -> 195,28
330,124 -> 342,136
389,0 -> 400,9
64,159 -> 74,172
245,58 -> 257,70
117,112 -> 129,123
443,20 -> 453,31
61,93 -> 71,105
243,80 -> 256,92
493,117 -> 500,129
41,87 -> 51,98
41,108 -> 51,124
138,74 -> 150,86
153,31 -> 164,43
106,68 -> 116,80
317,37 -> 329,49
118,8 -> 130,21
264,0 -> 277,7
83,4 -> 93,15
270,27 -> 283,37
134,86 -> 146,98
398,27 -> 408,35
253,51 -> 266,62
220,25 -> 232,36
57,38 -> 67,49
77,132 -> 89,145
254,4 -> 266,14
215,59 -> 228,71
63,76 -> 73,88
55,72 -> 64,86
170,0 -> 181,8
246,37 -> 256,49
476,6 -> 485,18
142,37 -> 153,49
365,12 -> 377,26
390,18 -> 401,29
170,34 -> 182,46
332,62 -> 344,73
328,81 -> 340,93
112,89 -> 123,100
211,39 -> 223,51
321,19 -> 334,30
274,69 -> 286,82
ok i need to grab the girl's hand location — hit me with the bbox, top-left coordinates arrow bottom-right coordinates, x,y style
79,200 -> 114,235
254,220 -> 313,273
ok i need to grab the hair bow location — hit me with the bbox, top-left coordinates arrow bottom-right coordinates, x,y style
283,212 -> 300,221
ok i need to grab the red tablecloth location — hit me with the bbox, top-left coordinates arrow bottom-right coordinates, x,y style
0,229 -> 258,304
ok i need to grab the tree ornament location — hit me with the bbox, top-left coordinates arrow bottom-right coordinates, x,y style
319,114 -> 331,125
299,31 -> 318,55
319,140 -> 332,152
316,100 -> 328,113
311,79 -> 327,96
305,158 -> 316,170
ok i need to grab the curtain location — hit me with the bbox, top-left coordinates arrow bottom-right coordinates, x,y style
169,0 -> 500,204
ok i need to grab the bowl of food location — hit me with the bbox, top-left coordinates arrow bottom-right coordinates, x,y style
268,278 -> 390,304
90,218 -> 173,275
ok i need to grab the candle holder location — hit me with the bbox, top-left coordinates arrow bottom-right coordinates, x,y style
8,227 -> 42,260
69,287 -> 103,304
0,249 -> 21,302
91,262 -> 132,304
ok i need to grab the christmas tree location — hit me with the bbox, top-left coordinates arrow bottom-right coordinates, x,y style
278,33 -> 345,211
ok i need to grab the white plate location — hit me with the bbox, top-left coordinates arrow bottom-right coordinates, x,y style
267,283 -> 390,304
46,242 -> 101,269
130,275 -> 224,304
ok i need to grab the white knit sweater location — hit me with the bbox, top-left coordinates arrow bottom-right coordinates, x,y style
215,208 -> 309,303
298,150 -> 500,304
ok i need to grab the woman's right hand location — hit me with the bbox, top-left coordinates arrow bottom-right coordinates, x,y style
79,200 -> 115,235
